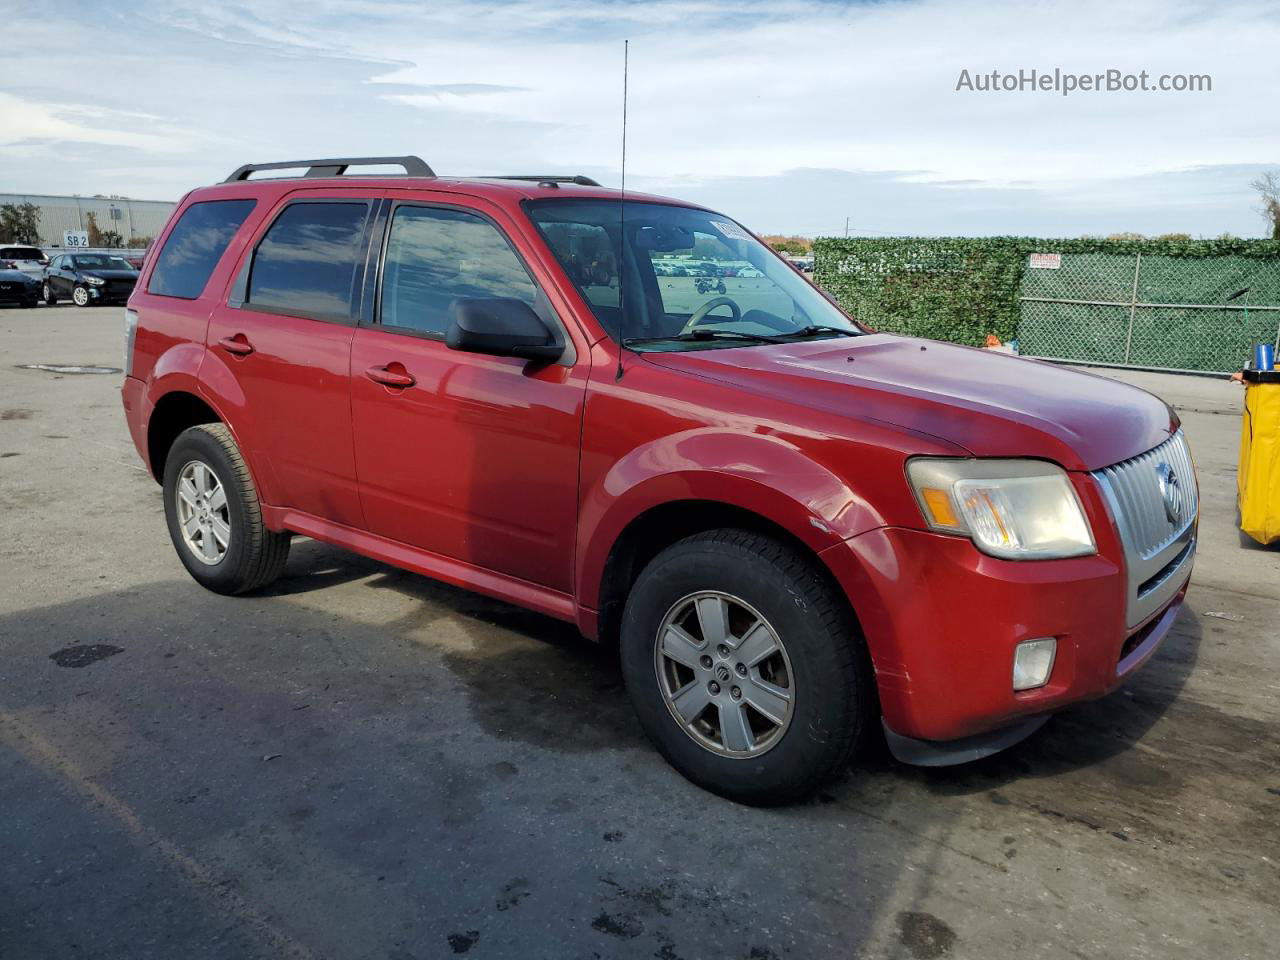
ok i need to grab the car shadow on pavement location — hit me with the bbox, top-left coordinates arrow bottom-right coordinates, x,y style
260,538 -> 1212,791
0,570 -> 894,960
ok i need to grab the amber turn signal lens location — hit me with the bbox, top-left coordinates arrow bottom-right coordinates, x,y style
920,487 -> 960,528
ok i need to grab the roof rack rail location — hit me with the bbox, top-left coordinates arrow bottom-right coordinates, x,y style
223,155 -> 435,183
486,175 -> 602,187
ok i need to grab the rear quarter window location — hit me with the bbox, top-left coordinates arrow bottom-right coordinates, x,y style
148,198 -> 257,299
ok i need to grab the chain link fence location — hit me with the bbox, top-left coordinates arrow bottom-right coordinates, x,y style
814,237 -> 1280,375
1018,252 -> 1280,373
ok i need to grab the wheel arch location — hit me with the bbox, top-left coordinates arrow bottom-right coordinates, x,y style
588,497 -> 861,649
146,390 -> 223,483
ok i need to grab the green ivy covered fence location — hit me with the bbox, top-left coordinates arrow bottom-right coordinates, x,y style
813,236 -> 1280,373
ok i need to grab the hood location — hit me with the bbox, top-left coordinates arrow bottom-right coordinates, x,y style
644,334 -> 1176,471
81,269 -> 139,281
0,270 -> 37,282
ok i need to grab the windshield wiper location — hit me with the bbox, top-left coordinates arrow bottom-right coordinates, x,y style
783,324 -> 860,339
623,329 -> 789,346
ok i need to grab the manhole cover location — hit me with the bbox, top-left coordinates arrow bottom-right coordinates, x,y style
16,363 -> 122,375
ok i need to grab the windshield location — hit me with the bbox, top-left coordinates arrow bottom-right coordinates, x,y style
526,199 -> 859,351
72,255 -> 134,271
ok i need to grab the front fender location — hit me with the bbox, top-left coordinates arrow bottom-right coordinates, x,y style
576,428 -> 889,615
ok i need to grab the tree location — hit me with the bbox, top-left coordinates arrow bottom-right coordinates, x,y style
85,211 -> 104,247
1252,171 -> 1280,240
761,234 -> 813,255
0,202 -> 41,244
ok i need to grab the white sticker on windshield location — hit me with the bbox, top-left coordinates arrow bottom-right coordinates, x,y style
710,219 -> 751,242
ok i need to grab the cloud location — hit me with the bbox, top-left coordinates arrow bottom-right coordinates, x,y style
0,92 -> 202,153
1,0 -> 1277,235
368,82 -> 531,97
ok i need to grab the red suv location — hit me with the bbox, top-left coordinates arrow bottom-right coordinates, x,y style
121,156 -> 1197,803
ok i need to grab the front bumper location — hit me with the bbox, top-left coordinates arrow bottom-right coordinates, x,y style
820,509 -> 1192,749
0,283 -> 40,303
85,284 -> 135,304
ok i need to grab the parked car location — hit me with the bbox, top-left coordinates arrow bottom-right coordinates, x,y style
121,155 -> 1198,805
44,253 -> 139,306
0,244 -> 49,280
0,267 -> 41,307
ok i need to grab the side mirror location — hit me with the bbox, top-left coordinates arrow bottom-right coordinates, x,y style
446,298 -> 563,362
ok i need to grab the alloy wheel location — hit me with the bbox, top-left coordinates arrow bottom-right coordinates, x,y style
653,591 -> 795,757
175,460 -> 231,565
72,286 -> 89,306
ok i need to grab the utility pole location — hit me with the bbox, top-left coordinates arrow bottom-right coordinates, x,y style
844,216 -> 850,237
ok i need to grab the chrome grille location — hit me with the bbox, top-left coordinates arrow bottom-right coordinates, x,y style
1094,431 -> 1197,559
1092,430 -> 1197,629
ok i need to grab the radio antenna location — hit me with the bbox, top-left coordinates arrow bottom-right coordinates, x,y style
615,39 -> 629,382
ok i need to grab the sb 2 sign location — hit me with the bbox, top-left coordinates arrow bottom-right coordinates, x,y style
63,231 -> 90,248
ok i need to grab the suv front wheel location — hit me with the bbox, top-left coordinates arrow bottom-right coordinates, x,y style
162,424 -> 290,595
620,529 -> 874,805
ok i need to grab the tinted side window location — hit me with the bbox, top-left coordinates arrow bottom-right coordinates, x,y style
248,202 -> 369,322
380,206 -> 538,336
148,199 -> 256,299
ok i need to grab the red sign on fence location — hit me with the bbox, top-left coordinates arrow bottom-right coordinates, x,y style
1029,253 -> 1062,269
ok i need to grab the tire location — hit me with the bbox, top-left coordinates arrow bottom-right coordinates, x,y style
162,424 -> 290,595
620,529 -> 874,805
43,283 -> 57,305
72,285 -> 89,307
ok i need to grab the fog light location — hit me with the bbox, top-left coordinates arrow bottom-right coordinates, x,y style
1013,637 -> 1056,691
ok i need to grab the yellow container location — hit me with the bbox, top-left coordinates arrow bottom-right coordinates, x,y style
1238,369 -> 1280,545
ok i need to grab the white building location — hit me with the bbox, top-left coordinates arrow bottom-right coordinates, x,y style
0,193 -> 175,249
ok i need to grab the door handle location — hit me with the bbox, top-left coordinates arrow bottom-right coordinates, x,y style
365,364 -> 416,388
219,334 -> 254,356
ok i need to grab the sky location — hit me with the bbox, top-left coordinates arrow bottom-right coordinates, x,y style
3,0 -> 1278,238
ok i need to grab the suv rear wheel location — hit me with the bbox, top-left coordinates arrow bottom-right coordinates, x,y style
620,529 -> 873,805
162,424 -> 290,595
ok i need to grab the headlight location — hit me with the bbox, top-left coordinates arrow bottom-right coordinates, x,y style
906,458 -> 1095,560
84,275 -> 105,285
